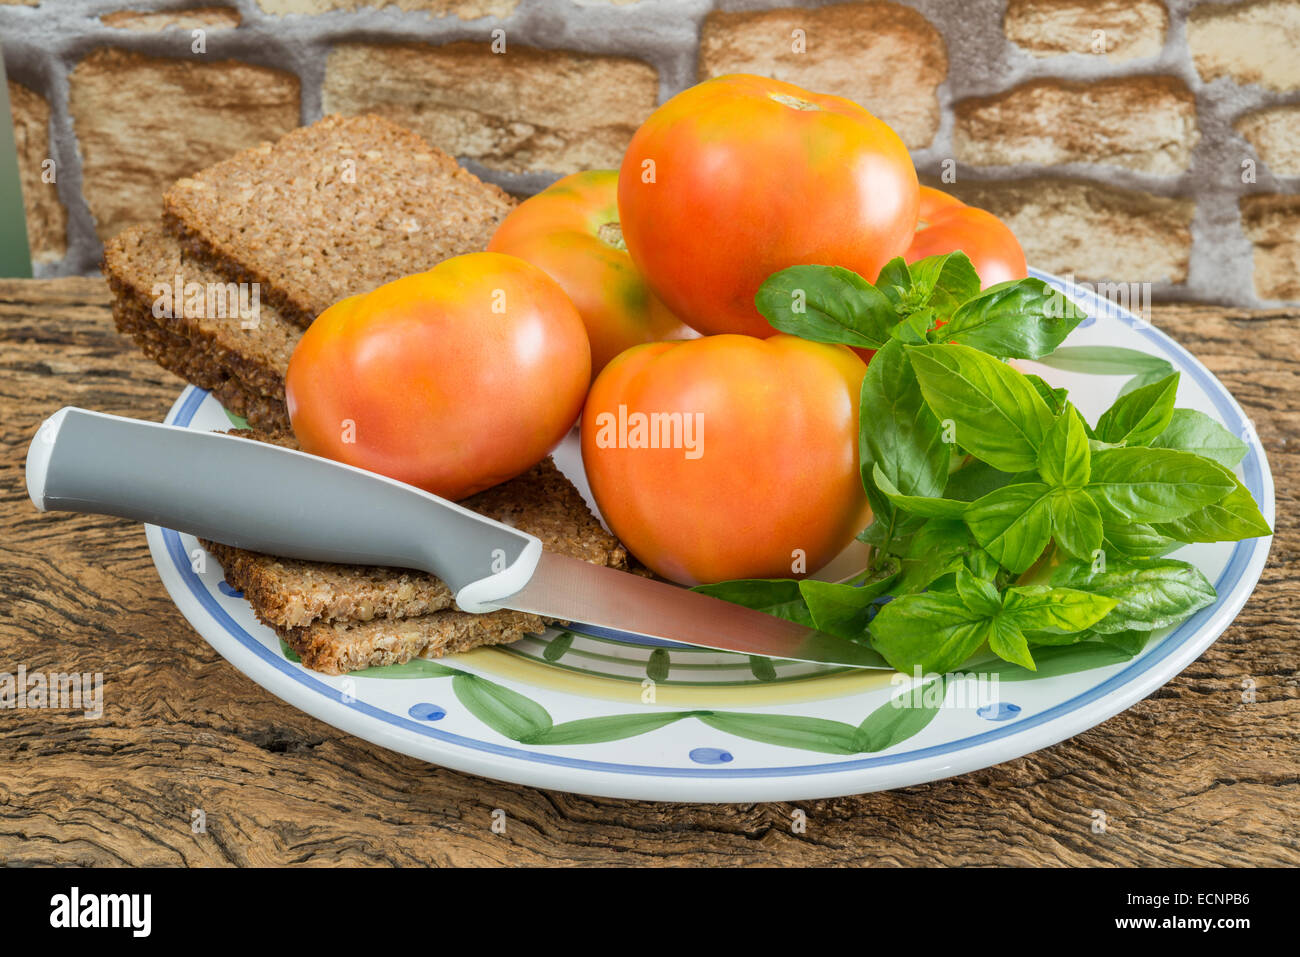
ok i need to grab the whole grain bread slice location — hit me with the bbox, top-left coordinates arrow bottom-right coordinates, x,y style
105,223 -> 298,430
163,113 -> 516,328
280,609 -> 552,675
201,429 -> 627,674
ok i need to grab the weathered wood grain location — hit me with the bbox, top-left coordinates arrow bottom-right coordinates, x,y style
0,280 -> 1296,867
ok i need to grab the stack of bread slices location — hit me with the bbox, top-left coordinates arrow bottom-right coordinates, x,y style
103,114 -> 629,674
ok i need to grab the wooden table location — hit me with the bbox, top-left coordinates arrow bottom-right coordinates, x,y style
1,278 -> 1296,866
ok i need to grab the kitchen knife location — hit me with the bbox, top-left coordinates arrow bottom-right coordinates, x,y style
25,407 -> 889,669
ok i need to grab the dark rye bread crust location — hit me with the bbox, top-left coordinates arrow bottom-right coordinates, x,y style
162,113 -> 516,328
104,223 -> 299,431
112,298 -> 292,431
202,430 -> 628,675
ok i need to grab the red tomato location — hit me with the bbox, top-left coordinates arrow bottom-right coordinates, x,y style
618,74 -> 919,339
581,334 -> 870,585
487,169 -> 694,377
286,252 -> 590,500
907,186 -> 1027,288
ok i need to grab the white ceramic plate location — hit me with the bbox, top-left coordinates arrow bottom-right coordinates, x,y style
144,271 -> 1274,802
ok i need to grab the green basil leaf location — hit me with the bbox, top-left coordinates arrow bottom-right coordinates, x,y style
1000,585 -> 1117,634
799,570 -> 898,643
1148,408 -> 1249,468
1152,478 -> 1271,542
1118,367 -> 1175,397
1070,401 -> 1100,440
1051,556 -> 1217,634
1025,373 -> 1069,415
1037,406 -> 1091,487
894,519 -> 974,594
868,592 -> 992,675
691,579 -> 814,627
1023,628 -> 1097,647
889,307 -> 934,344
965,547 -> 1003,582
908,251 -> 981,316
1094,628 -> 1154,657
857,507 -> 926,554
1033,345 -> 1173,376
1087,438 -> 1126,454
756,264 -> 896,347
964,482 -> 1055,574
1050,487 -> 1104,560
857,515 -> 889,549
1095,371 -> 1179,445
955,567 -> 1001,616
873,464 -> 969,519
908,343 -> 1055,472
1023,625 -> 1149,651
976,640 -> 1136,678
1103,521 -> 1179,557
860,340 -> 950,499
943,278 -> 1082,358
944,458 -> 1020,502
1087,447 -> 1237,523
987,618 -> 1036,671
896,559 -> 965,597
874,257 -> 912,307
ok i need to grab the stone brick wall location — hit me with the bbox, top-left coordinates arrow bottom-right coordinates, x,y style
2,0 -> 1297,306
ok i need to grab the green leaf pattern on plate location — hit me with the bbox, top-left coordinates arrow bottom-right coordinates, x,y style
282,632 -> 1146,755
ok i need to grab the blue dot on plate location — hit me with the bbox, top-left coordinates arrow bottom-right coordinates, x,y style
217,580 -> 243,598
689,747 -> 733,765
408,702 -> 446,721
977,702 -> 1022,721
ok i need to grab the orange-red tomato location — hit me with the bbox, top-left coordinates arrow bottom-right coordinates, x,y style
907,186 -> 1027,288
581,334 -> 870,586
286,252 -> 590,500
487,169 -> 693,377
618,74 -> 919,339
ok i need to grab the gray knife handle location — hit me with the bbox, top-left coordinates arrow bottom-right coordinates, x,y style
24,407 -> 542,613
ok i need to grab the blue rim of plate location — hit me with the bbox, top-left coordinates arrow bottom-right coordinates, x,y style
154,269 -> 1273,781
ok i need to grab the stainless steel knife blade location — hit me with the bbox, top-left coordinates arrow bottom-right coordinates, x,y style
500,552 -> 889,669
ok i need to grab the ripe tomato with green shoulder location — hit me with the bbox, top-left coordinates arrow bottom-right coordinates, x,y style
618,74 -> 919,339
286,251 -> 590,500
907,186 -> 1027,288
487,169 -> 693,377
581,334 -> 870,586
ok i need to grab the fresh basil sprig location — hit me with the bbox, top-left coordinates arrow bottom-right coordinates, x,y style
870,568 -> 1117,673
757,253 -> 1081,360
697,257 -> 1272,678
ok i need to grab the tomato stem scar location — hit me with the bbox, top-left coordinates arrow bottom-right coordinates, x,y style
598,221 -> 627,251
